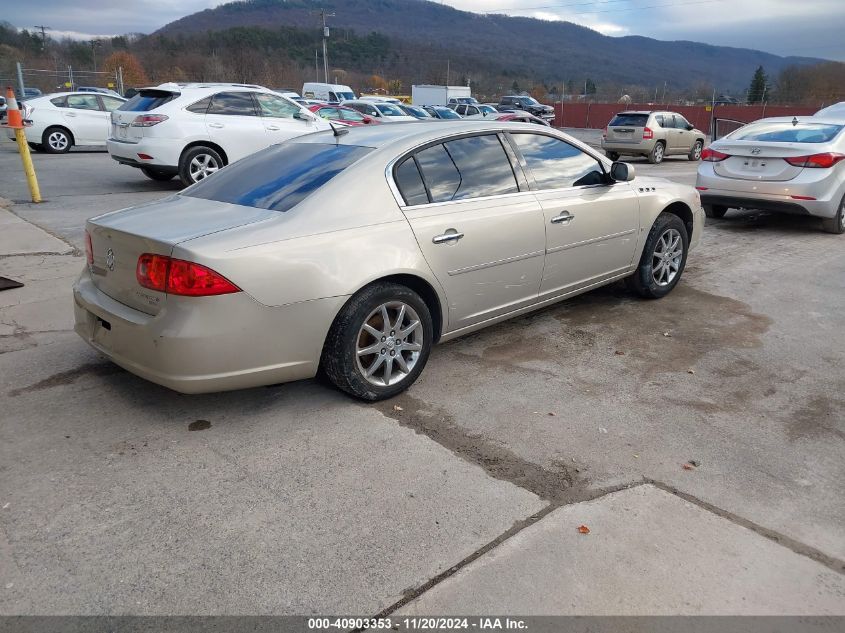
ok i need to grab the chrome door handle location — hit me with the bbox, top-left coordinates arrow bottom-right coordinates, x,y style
66,112 -> 76,117
266,125 -> 281,131
432,231 -> 464,244
551,212 -> 574,225
208,122 -> 224,128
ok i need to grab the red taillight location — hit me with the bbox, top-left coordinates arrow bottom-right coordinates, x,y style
131,114 -> 168,127
784,153 -> 845,169
136,254 -> 240,297
701,148 -> 729,162
137,153 -> 153,160
85,230 -> 93,266
695,186 -> 708,191
790,195 -> 817,200
643,127 -> 653,140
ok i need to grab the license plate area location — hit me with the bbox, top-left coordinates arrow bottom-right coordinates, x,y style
742,158 -> 768,171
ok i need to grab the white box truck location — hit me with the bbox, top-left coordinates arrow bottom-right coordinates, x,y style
412,85 -> 473,106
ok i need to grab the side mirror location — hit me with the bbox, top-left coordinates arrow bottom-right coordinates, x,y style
610,161 -> 635,182
686,124 -> 694,131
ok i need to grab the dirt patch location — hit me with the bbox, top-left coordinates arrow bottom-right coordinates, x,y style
188,419 -> 212,432
786,395 -> 845,442
374,392 -> 586,503
8,362 -> 124,397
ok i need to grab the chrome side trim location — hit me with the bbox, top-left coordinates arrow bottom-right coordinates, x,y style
546,228 -> 636,255
447,250 -> 544,276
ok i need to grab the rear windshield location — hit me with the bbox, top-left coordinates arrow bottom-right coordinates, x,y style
183,143 -> 372,212
609,113 -> 649,127
118,90 -> 179,112
728,122 -> 843,143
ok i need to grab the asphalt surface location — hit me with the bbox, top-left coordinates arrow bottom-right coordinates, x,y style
0,133 -> 843,616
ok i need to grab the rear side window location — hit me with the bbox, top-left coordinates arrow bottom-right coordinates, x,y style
118,90 -> 178,112
66,94 -> 100,111
184,143 -> 372,212
511,133 -> 605,189
50,96 -> 66,107
609,113 -> 649,127
729,122 -> 843,143
414,135 -> 519,203
395,158 -> 429,206
208,92 -> 257,116
186,97 -> 211,114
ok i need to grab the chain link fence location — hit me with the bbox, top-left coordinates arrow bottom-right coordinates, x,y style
1,63 -> 124,97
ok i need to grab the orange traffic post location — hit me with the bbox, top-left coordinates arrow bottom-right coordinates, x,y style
3,86 -> 41,203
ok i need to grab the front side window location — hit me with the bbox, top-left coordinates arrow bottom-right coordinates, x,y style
184,143 -> 372,212
674,115 -> 691,129
256,93 -> 300,119
66,95 -> 100,111
511,133 -> 605,189
207,92 -> 257,116
414,135 -> 519,203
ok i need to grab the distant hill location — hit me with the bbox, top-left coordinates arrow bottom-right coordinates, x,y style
154,0 -> 824,92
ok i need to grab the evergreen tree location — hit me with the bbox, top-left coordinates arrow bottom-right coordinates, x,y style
747,65 -> 768,103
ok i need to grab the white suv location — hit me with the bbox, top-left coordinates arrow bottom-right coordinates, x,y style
107,83 -> 330,186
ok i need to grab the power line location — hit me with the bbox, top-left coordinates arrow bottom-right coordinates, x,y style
485,0 -> 725,16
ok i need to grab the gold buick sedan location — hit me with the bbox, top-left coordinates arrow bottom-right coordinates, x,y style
74,121 -> 704,400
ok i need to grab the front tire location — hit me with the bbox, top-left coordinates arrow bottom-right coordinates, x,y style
626,212 -> 689,299
178,145 -> 223,187
141,167 -> 175,182
703,204 -> 728,219
321,282 -> 433,401
821,194 -> 845,234
647,141 -> 665,164
688,140 -> 703,161
42,127 -> 72,154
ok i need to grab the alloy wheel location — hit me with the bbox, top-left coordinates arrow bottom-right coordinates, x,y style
652,228 -> 683,286
48,131 -> 69,151
692,142 -> 702,160
189,154 -> 220,182
653,143 -> 664,162
355,301 -> 423,387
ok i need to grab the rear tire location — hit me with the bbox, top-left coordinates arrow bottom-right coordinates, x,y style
688,140 -> 703,161
626,212 -> 689,299
821,195 -> 845,234
647,141 -> 665,164
178,145 -> 223,187
703,204 -> 728,219
141,167 -> 175,182
321,282 -> 433,401
606,151 -> 620,161
42,126 -> 72,154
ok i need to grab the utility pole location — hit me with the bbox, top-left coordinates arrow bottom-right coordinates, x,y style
313,8 -> 335,83
90,39 -> 102,72
446,59 -> 450,86
33,25 -> 51,51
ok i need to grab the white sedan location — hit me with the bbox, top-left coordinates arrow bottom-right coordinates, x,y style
11,92 -> 126,153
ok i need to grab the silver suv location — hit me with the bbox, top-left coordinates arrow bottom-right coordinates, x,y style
602,111 -> 705,164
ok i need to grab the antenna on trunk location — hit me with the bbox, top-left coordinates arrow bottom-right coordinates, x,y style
329,121 -> 348,138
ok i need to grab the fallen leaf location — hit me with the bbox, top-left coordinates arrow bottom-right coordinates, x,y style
663,331 -> 672,337
614,350 -> 625,356
577,525 -> 591,534
689,460 -> 700,467
687,369 -> 696,375
683,463 -> 695,470
393,405 -> 403,412
633,454 -> 639,459
548,412 -> 556,416
599,427 -> 608,434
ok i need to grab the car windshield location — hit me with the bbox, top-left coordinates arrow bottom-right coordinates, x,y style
119,89 -> 178,112
479,105 -> 496,114
609,113 -> 649,127
728,122 -> 844,143
338,92 -> 355,101
184,143 -> 372,212
375,103 -> 405,116
520,97 -> 540,105
434,108 -> 460,119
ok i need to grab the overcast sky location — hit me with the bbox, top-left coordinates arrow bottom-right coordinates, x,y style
7,0 -> 845,60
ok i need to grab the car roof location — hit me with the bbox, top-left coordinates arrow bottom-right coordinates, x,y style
744,116 -> 845,125
36,92 -> 125,100
292,120 -> 577,151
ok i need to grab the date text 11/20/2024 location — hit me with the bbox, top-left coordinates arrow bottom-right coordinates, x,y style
307,617 -> 529,630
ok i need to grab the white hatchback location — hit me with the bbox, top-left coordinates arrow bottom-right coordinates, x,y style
9,92 -> 126,153
106,83 -> 330,187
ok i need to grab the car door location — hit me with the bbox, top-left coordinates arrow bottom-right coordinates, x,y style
204,91 -> 267,162
394,133 -> 546,330
672,114 -> 695,153
63,94 -> 106,144
507,132 -> 639,300
254,92 -> 312,144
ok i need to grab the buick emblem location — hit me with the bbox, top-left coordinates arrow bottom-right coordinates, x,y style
750,147 -> 762,155
106,248 -> 115,271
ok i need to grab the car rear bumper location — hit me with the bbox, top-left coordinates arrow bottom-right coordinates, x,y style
107,137 -> 181,171
699,193 -> 815,216
601,139 -> 654,154
73,267 -> 346,394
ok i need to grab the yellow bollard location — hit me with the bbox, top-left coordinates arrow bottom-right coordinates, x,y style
4,86 -> 41,203
13,127 -> 41,203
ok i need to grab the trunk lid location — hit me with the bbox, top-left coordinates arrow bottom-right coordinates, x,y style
712,141 -> 815,182
606,113 -> 649,143
87,195 -> 278,315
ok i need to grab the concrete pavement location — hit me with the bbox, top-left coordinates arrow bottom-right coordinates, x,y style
0,135 -> 843,617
